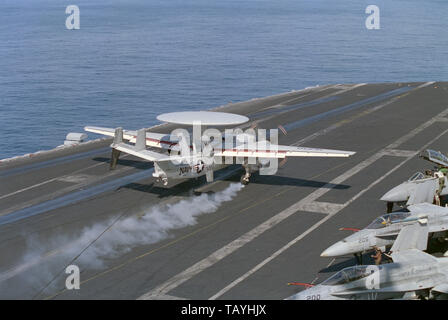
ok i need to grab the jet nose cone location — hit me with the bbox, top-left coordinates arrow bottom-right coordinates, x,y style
321,241 -> 348,257
380,185 -> 408,202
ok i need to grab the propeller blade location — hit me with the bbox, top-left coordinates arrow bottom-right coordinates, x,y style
278,124 -> 287,136
250,122 -> 258,130
178,134 -> 191,158
279,157 -> 288,168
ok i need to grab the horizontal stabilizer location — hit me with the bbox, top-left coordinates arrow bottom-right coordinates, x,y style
112,143 -> 166,162
85,126 -> 179,149
391,248 -> 437,265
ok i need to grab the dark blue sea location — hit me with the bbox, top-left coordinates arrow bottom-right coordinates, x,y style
0,0 -> 447,159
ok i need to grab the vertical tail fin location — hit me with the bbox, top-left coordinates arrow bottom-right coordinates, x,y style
135,129 -> 146,151
113,127 -> 124,145
110,127 -> 124,170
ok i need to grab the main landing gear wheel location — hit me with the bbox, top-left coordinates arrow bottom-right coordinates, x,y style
241,161 -> 251,185
157,177 -> 169,186
240,175 -> 250,185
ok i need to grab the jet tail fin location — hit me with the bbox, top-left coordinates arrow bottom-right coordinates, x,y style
110,127 -> 124,169
389,222 -> 432,264
113,127 -> 124,144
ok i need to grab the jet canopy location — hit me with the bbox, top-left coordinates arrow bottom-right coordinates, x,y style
322,266 -> 375,286
366,212 -> 412,229
408,172 -> 425,181
421,149 -> 448,168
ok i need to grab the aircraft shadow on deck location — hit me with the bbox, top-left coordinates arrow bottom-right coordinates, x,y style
119,171 -> 350,198
92,157 -> 153,170
93,156 -> 350,191
249,174 -> 350,189
119,177 -> 212,198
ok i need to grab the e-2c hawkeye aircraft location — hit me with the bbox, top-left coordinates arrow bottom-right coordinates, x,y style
287,223 -> 448,300
85,111 -> 355,186
321,203 -> 448,261
381,149 -> 448,212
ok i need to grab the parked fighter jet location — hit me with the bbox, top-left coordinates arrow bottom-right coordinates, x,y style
381,150 -> 448,213
287,223 -> 448,300
85,111 -> 355,186
321,203 -> 448,261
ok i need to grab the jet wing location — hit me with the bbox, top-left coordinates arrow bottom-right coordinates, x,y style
85,126 -> 179,149
214,142 -> 355,159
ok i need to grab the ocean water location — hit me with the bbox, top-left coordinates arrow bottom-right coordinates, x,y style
0,0 -> 447,159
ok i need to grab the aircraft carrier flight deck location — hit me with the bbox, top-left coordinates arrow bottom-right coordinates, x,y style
1,81 -> 447,299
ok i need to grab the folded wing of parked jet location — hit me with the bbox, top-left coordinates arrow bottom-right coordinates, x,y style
391,223 -> 432,264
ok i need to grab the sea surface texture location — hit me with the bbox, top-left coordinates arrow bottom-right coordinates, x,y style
0,0 -> 447,159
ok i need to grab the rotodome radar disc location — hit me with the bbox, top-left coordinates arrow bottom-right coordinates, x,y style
157,111 -> 249,126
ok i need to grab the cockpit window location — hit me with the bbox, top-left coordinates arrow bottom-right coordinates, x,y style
322,266 -> 374,286
408,172 -> 425,181
366,212 -> 412,229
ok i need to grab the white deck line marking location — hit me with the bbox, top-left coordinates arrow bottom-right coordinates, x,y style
148,294 -> 187,300
296,201 -> 344,215
240,84 -> 367,129
0,154 -> 131,201
382,149 -> 418,157
209,125 -> 448,300
0,162 -> 104,201
138,83 -> 443,300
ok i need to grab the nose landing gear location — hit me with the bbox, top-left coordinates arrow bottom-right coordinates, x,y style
241,163 -> 251,185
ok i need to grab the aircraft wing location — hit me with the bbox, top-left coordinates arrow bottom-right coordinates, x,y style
214,142 -> 355,159
85,126 -> 178,149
